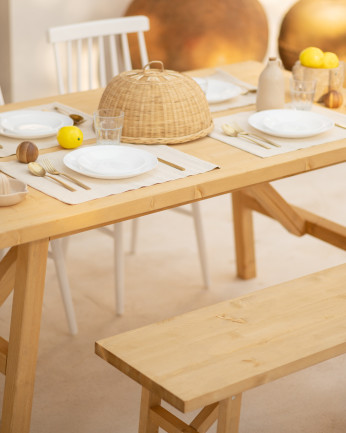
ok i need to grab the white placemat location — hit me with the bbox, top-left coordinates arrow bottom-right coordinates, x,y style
0,144 -> 218,205
210,106 -> 346,158
206,69 -> 257,112
0,102 -> 95,157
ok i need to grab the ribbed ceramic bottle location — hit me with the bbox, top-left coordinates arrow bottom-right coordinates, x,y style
256,57 -> 285,111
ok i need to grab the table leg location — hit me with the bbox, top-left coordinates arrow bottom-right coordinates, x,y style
1,239 -> 49,433
232,191 -> 256,279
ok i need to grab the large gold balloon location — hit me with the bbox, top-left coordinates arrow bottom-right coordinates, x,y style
125,0 -> 268,72
279,0 -> 346,70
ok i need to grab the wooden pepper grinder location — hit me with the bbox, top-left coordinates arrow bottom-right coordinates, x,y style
256,57 -> 285,111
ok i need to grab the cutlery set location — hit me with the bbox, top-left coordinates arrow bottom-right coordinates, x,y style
28,159 -> 92,192
222,122 -> 281,149
28,161 -> 78,192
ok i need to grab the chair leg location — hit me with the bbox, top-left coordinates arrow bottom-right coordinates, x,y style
113,222 -> 125,315
191,202 -> 211,289
50,239 -> 78,335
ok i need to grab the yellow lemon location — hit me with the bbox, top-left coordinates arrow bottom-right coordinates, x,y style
57,126 -> 83,149
299,47 -> 324,68
322,52 -> 339,68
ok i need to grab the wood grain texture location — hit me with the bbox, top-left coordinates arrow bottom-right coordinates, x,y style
0,62 -> 345,250
96,263 -> 346,413
139,388 -> 161,433
232,191 -> 256,279
0,247 -> 17,307
217,395 -> 242,433
240,192 -> 346,250
1,239 -> 49,433
0,336 -> 8,375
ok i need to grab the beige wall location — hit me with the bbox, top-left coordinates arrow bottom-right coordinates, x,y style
1,0 -> 297,103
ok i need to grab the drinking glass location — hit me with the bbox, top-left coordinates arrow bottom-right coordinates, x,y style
93,108 -> 124,145
290,78 -> 316,111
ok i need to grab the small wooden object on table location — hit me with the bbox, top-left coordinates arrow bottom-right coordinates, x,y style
96,263 -> 346,433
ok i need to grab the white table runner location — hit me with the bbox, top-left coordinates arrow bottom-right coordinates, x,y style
0,102 -> 95,157
210,106 -> 346,158
0,144 -> 218,205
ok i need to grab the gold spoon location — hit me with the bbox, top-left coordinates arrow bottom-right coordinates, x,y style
53,106 -> 86,126
222,124 -> 271,149
28,162 -> 76,191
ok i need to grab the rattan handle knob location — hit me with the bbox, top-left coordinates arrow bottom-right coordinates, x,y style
143,60 -> 164,72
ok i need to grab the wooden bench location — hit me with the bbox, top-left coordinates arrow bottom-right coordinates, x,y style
95,263 -> 346,433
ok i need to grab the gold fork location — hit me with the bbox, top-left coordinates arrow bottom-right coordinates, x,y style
42,159 -> 91,190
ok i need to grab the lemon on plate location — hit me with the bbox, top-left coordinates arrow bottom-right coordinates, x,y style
322,51 -> 339,68
299,47 -> 324,68
57,126 -> 83,149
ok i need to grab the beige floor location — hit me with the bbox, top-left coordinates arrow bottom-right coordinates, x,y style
1,163 -> 346,433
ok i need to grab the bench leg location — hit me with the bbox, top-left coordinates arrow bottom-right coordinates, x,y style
138,387 -> 161,433
217,394 -> 242,433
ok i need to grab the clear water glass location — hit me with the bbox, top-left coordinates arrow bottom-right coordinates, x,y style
290,78 -> 317,111
94,108 -> 124,145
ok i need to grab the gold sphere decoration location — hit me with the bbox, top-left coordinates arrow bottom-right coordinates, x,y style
278,0 -> 346,70
125,0 -> 268,71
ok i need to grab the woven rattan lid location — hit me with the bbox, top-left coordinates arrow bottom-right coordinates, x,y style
98,61 -> 213,144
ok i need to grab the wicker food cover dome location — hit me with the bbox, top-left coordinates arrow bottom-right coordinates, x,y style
98,61 -> 213,144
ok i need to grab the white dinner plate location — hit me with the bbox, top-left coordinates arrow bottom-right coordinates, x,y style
193,77 -> 243,104
63,145 -> 158,179
0,110 -> 73,139
248,109 -> 334,138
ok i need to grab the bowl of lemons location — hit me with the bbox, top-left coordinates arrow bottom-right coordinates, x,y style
292,47 -> 344,106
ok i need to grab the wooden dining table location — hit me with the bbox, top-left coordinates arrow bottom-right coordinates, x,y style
0,61 -> 345,433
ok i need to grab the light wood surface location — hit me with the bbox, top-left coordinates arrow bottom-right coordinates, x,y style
1,61 -> 345,433
0,62 -> 345,251
96,264 -> 346,421
1,240 -> 49,433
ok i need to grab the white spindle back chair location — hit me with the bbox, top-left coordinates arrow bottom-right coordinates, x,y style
47,16 -> 149,94
47,17 -> 211,330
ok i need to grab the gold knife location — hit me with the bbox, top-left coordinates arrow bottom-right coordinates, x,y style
158,158 -> 185,171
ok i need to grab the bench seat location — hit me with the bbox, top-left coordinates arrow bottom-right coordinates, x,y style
95,263 -> 346,433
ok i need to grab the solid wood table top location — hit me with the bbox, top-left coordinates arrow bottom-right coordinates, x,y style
96,263 -> 346,413
1,61 -> 345,249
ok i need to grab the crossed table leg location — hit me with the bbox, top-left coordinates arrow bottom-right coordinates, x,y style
232,182 -> 346,280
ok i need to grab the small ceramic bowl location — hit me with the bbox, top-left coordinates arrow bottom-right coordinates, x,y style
0,173 -> 28,206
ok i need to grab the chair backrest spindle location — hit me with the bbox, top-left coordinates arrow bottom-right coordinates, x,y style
121,33 -> 132,71
76,39 -> 83,92
109,35 -> 119,77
